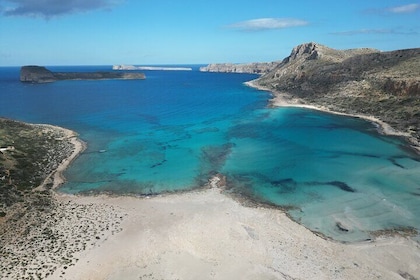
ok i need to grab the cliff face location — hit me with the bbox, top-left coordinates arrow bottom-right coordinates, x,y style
199,62 -> 279,74
255,43 -> 420,145
20,66 -> 146,83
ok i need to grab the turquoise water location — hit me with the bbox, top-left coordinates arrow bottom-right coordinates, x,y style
0,66 -> 419,242
223,108 -> 420,241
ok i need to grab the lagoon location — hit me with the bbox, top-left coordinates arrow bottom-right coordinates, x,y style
0,66 -> 419,242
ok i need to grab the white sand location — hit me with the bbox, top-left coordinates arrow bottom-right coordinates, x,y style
46,185 -> 420,280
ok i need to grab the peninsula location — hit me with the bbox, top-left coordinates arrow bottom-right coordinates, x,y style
203,42 -> 420,152
20,65 -> 146,83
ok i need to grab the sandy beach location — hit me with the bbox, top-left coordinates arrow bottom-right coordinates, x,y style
45,185 -> 420,280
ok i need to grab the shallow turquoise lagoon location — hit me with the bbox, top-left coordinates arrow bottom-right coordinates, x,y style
0,66 -> 419,242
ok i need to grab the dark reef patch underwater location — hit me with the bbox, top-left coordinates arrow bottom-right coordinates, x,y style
1,66 -> 419,242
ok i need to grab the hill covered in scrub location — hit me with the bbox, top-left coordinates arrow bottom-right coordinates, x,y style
254,42 -> 420,149
202,42 -> 420,150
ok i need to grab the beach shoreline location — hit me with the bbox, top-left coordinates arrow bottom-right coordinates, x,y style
35,124 -> 87,192
245,80 -> 420,154
49,186 -> 420,280
2,120 -> 420,279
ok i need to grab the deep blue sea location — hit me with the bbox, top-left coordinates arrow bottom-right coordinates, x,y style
1,66 -> 419,242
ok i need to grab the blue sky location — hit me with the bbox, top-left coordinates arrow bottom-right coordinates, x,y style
0,0 -> 419,66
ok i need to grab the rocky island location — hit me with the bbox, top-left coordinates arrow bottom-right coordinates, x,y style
20,65 -> 145,83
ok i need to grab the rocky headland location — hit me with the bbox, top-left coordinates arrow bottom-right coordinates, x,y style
199,61 -> 279,74
20,66 -> 145,83
206,43 -> 420,152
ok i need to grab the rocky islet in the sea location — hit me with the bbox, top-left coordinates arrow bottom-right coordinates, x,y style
20,65 -> 146,83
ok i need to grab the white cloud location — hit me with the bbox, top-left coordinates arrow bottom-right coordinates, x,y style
0,0 -> 124,18
228,18 -> 308,31
387,3 -> 420,14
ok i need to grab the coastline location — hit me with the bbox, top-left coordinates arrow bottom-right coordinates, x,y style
245,80 -> 420,154
2,122 -> 420,279
35,124 -> 87,191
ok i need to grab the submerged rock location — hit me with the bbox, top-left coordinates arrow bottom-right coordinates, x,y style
326,181 -> 356,193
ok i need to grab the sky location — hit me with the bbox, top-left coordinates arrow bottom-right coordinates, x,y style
0,0 -> 419,66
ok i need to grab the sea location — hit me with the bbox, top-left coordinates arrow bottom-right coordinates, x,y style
1,65 -> 419,242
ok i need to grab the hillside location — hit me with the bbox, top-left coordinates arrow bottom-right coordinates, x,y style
254,42 -> 420,150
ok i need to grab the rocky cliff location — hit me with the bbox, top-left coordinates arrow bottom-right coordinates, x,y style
200,62 -> 279,74
254,42 -> 420,148
20,66 -> 146,83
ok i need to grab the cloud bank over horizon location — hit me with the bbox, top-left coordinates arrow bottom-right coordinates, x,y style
0,0 -> 123,18
228,18 -> 309,31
